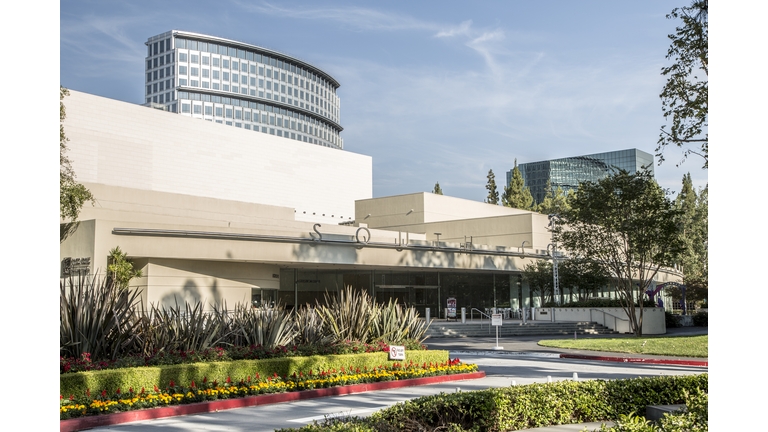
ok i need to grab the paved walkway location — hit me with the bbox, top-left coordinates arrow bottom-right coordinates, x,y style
424,324 -> 708,362
83,327 -> 707,431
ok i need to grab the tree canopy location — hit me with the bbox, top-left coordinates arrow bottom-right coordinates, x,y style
657,0 -> 708,169
432,182 -> 443,195
554,169 -> 684,336
521,260 -> 553,306
535,179 -> 571,215
485,169 -> 499,205
107,246 -> 144,290
60,86 -> 94,241
671,173 -> 708,303
502,159 -> 534,210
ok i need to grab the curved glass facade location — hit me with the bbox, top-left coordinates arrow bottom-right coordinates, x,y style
508,149 -> 655,204
145,30 -> 343,149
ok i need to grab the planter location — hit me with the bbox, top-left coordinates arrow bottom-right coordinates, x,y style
60,371 -> 486,432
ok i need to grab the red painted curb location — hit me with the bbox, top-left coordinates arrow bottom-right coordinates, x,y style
559,353 -> 707,367
60,371 -> 486,432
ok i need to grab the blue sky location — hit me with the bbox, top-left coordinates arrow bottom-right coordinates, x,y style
60,0 -> 708,201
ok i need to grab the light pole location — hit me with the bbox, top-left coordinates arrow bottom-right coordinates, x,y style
548,215 -> 561,306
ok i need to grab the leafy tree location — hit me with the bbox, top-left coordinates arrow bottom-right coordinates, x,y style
107,246 -> 143,290
485,169 -> 499,204
558,257 -> 611,302
554,169 -> 684,336
536,179 -> 572,215
657,0 -> 708,169
432,182 -> 443,195
60,86 -> 94,241
668,174 -> 708,304
502,159 -> 534,210
521,260 -> 553,306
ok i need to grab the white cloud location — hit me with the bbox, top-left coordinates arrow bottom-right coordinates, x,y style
435,20 -> 473,38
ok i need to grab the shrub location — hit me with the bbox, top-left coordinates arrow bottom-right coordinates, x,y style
665,311 -> 681,328
692,312 -> 708,327
60,350 -> 450,398
275,374 -> 708,432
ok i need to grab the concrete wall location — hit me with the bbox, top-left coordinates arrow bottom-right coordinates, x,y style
355,193 -> 547,249
356,193 -> 529,228
62,90 -> 372,225
548,307 -> 666,334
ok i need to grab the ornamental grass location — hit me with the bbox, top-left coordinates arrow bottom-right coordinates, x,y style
60,358 -> 477,420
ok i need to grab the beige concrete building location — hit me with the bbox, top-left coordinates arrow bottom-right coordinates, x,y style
60,91 -> 683,316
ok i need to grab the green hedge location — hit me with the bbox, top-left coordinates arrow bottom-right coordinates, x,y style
278,374 -> 708,432
60,350 -> 448,398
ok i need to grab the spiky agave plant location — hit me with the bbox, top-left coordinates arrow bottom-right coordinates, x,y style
60,273 -> 142,361
371,299 -> 432,345
293,305 -> 333,346
142,300 -> 230,352
220,302 -> 297,349
316,287 -> 376,343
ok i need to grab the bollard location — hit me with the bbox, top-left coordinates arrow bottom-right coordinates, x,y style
461,307 -> 466,323
511,380 -> 516,386
425,307 -> 431,323
547,376 -> 553,383
574,331 -> 577,340
456,387 -> 460,393
573,372 -> 578,381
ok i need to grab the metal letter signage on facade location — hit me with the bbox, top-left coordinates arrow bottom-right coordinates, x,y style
389,345 -> 406,361
355,227 -> 370,244
62,257 -> 91,276
311,224 -> 323,242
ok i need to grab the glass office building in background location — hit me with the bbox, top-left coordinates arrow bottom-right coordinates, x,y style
507,149 -> 655,204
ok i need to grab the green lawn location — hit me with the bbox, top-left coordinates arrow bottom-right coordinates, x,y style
538,335 -> 708,358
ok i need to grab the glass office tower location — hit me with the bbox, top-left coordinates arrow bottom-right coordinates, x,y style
145,30 -> 344,150
507,149 -> 655,204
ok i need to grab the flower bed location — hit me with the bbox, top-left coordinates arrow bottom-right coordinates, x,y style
61,340 -> 424,374
60,350 -> 449,398
60,359 -> 478,420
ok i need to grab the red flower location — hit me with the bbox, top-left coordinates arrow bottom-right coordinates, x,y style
86,389 -> 90,398
226,377 -> 231,383
203,377 -> 208,383
102,390 -> 107,398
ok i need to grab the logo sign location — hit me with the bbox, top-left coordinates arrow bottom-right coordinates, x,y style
389,345 -> 405,361
447,297 -> 457,318
492,314 -> 503,326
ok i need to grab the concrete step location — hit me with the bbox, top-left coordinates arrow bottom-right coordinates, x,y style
424,321 -> 619,338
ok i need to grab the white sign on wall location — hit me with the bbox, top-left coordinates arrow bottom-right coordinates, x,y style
389,345 -> 405,360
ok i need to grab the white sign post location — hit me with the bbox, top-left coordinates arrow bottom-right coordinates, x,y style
491,313 -> 503,350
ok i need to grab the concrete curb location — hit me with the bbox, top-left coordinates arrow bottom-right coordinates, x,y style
59,371 -> 486,432
451,350 -> 561,358
449,350 -> 707,367
558,353 -> 707,367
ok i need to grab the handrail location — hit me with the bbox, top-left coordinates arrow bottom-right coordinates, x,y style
589,308 -> 629,333
471,308 -> 492,333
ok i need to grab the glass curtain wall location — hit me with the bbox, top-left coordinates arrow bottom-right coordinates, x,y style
279,268 -> 526,317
